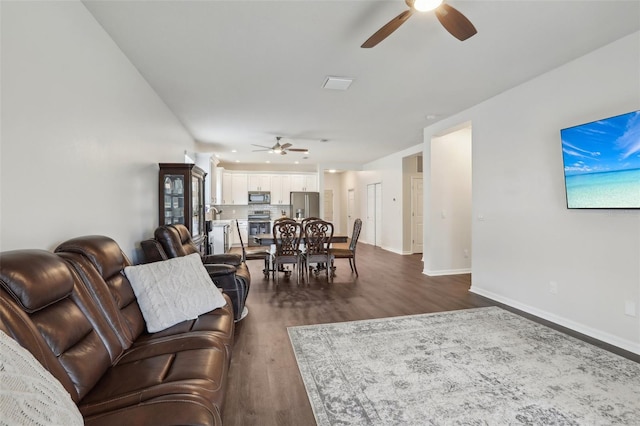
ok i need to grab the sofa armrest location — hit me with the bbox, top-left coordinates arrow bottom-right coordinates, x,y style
202,253 -> 242,266
203,263 -> 237,278
203,263 -> 245,321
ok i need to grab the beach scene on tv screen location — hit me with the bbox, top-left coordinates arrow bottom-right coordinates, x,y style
561,110 -> 640,208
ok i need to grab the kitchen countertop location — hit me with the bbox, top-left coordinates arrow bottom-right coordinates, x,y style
209,220 -> 233,227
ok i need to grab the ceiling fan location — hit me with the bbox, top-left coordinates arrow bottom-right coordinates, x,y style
251,137 -> 309,156
361,0 -> 477,48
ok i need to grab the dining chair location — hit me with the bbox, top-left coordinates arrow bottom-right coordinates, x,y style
300,216 -> 322,266
235,219 -> 271,278
329,218 -> 362,276
303,219 -> 334,283
300,217 -> 321,230
272,219 -> 304,286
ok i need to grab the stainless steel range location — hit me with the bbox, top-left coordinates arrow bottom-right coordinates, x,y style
247,210 -> 271,246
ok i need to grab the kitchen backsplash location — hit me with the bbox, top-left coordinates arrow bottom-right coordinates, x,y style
207,204 -> 291,221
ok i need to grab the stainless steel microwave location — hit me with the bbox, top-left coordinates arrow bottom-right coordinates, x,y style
248,191 -> 271,204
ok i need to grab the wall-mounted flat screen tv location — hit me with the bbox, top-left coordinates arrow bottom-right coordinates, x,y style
561,110 -> 640,209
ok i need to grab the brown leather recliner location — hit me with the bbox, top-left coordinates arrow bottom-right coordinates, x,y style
141,224 -> 251,322
1,235 -> 235,425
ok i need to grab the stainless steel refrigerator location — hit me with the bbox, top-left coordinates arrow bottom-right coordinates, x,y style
290,191 -> 320,220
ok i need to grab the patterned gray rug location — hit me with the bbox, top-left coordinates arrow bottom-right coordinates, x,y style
288,307 -> 640,425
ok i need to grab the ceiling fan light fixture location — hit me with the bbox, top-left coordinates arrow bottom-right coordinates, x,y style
413,0 -> 443,12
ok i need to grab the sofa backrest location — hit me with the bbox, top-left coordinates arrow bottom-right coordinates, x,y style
140,238 -> 169,263
154,224 -> 200,258
0,249 -> 121,402
55,235 -> 146,347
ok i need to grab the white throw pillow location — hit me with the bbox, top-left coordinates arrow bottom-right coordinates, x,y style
0,330 -> 84,426
124,253 -> 228,333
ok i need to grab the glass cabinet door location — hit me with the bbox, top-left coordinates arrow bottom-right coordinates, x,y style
159,163 -> 207,254
191,176 -> 202,237
163,174 -> 185,225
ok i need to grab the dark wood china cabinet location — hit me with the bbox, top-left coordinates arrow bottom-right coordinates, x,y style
158,163 -> 207,254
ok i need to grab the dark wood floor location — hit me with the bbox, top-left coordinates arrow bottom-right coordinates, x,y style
221,242 -> 639,426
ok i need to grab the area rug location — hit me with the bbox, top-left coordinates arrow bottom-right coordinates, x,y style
288,307 -> 640,425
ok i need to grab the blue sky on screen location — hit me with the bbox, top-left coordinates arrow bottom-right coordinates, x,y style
562,110 -> 640,176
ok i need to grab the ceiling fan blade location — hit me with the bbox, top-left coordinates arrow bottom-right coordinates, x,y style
252,149 -> 270,152
361,9 -> 413,48
435,4 -> 477,41
287,148 -> 309,152
280,143 -> 292,150
251,144 -> 273,149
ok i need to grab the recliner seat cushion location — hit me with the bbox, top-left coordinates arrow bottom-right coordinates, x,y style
78,336 -> 229,417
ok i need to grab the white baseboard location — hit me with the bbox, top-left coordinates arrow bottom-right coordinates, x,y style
470,286 -> 640,355
423,268 -> 471,276
358,242 -> 409,255
380,245 -> 405,255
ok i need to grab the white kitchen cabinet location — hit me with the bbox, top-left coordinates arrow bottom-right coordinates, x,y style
221,172 -> 248,205
270,174 -> 291,205
210,161 -> 222,204
221,172 -> 232,204
290,174 -> 317,192
231,174 -> 248,205
248,174 -> 271,191
220,171 -> 317,204
304,175 -> 317,192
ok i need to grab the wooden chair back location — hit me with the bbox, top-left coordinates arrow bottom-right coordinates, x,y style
304,220 -> 334,256
349,218 -> 363,252
273,219 -> 302,257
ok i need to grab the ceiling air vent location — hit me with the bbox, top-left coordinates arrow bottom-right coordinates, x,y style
322,76 -> 354,91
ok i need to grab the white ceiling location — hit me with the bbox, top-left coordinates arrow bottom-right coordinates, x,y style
83,0 -> 640,169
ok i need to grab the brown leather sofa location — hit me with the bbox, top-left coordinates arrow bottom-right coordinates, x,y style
0,235 -> 234,426
141,224 -> 251,322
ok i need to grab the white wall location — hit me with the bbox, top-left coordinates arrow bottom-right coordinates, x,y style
423,32 -> 640,353
425,127 -> 472,275
1,1 -> 195,261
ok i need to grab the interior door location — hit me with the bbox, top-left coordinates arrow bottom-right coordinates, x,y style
411,177 -> 424,253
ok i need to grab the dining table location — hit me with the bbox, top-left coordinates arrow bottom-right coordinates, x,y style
252,233 -> 348,246
253,233 -> 348,279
